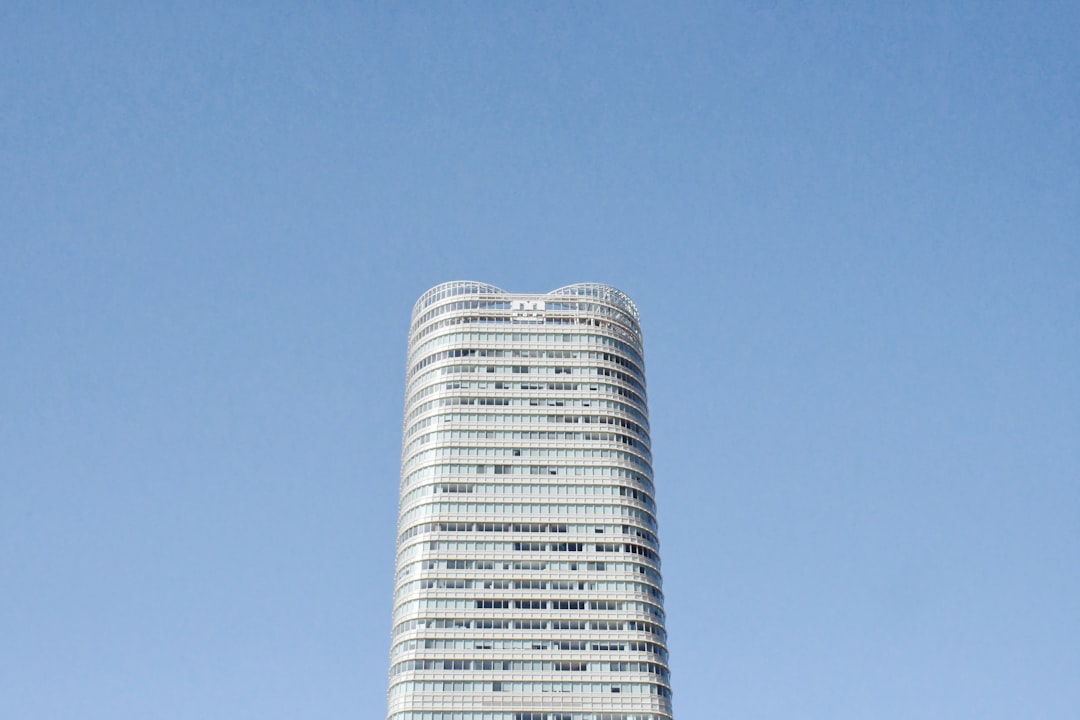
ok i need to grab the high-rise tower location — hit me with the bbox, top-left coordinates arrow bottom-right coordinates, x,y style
388,282 -> 673,720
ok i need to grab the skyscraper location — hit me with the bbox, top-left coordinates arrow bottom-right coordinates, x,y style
388,282 -> 673,720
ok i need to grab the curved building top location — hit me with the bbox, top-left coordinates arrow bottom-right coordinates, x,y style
411,281 -> 640,322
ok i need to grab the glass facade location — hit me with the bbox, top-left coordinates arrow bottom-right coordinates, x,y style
388,283 -> 673,720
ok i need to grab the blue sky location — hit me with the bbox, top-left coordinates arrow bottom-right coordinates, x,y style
2,2 -> 1078,718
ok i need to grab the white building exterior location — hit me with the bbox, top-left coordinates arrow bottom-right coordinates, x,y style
388,282 -> 673,720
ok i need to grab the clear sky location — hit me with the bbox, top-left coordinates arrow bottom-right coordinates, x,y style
2,2 -> 1078,718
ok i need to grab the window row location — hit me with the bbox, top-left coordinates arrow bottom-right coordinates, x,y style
389,637 -> 667,660
402,444 -> 650,475
397,537 -> 660,564
436,379 -> 644,407
405,395 -> 648,428
391,616 -> 667,642
395,515 -> 652,544
402,446 -> 650,472
403,386 -> 639,431
394,578 -> 662,604
405,412 -> 649,444
389,679 -> 671,697
407,331 -> 643,376
398,522 -> 658,549
408,354 -> 645,396
392,598 -> 664,623
402,463 -> 653,491
404,429 -> 650,460
396,558 -> 662,586
395,536 -> 663,567
391,713 -> 668,720
407,309 -> 640,351
395,587 -> 667,610
390,711 -> 668,720
408,365 -> 644,410
399,483 -> 656,514
408,308 -> 578,344
410,302 -> 508,333
407,348 -> 644,388
389,658 -> 669,680
408,300 -> 639,347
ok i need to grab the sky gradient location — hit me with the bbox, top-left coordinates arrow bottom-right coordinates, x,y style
2,3 -> 1078,718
